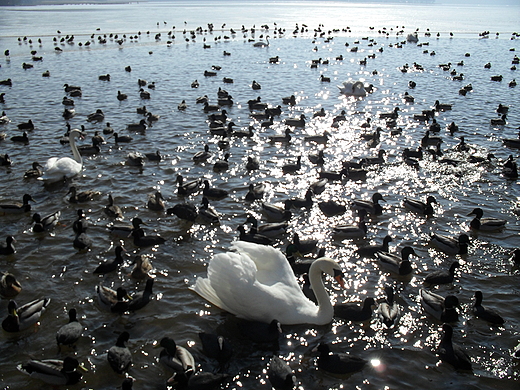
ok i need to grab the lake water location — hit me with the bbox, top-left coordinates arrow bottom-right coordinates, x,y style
0,1 -> 519,389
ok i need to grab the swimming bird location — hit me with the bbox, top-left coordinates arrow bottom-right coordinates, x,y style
430,233 -> 470,255
420,289 -> 459,322
198,197 -> 220,224
246,215 -> 287,238
282,156 -> 302,174
379,286 -> 399,327
128,279 -> 154,311
24,162 -> 43,179
357,235 -> 393,258
437,324 -> 472,370
317,199 -> 346,217
244,182 -> 265,202
467,207 -> 507,231
0,236 -> 16,255
32,211 -> 60,232
403,195 -> 437,216
96,284 -> 131,313
159,336 -> 195,381
376,246 -> 415,276
108,331 -> 132,374
117,90 -> 128,101
73,216 -> 91,251
267,355 -> 296,390
17,119 -> 34,131
167,202 -> 198,222
238,318 -> 282,343
269,128 -> 291,143
67,186 -> 100,203
104,194 -> 123,219
10,131 -> 29,144
17,356 -> 86,386
261,200 -> 292,222
202,180 -> 228,200
2,298 -> 51,332
0,272 -> 22,298
334,297 -> 376,322
131,254 -> 153,280
193,144 -> 211,163
352,192 -> 385,215
94,245 -> 126,274
147,191 -> 165,211
473,290 -> 504,325
0,193 -> 35,215
86,109 -> 104,122
424,261 -> 460,286
40,129 -> 85,184
131,228 -> 166,248
332,215 -> 367,239
238,224 -> 273,245
253,36 -> 270,47
198,332 -> 233,368
338,80 -> 367,96
191,241 -> 345,325
56,308 -> 83,350
176,174 -> 201,196
315,343 -> 367,375
285,114 -> 306,127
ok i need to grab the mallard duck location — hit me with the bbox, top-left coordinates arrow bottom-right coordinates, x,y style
159,336 -> 195,381
131,255 -> 153,280
282,156 -> 302,174
93,245 -> 126,274
198,332 -> 233,367
246,215 -> 287,238
268,127 -> 291,143
238,224 -> 273,245
316,343 -> 367,375
376,246 -> 415,276
289,189 -> 313,209
0,193 -> 35,215
245,156 -> 260,171
167,202 -> 198,222
379,286 -> 399,327
267,355 -> 296,390
0,272 -> 22,298
356,235 -> 393,258
56,308 -> 83,350
198,197 -> 220,224
128,279 -> 154,311
334,297 -> 376,321
32,211 -> 60,232
437,324 -> 472,370
292,233 -> 318,255
17,356 -> 86,385
130,228 -> 166,248
245,182 -> 265,201
86,109 -> 104,122
403,195 -> 437,216
108,331 -> 132,374
473,290 -> 504,325
238,318 -> 282,343
261,200 -> 292,222
213,153 -> 230,172
67,186 -> 100,203
420,289 -> 459,322
0,236 -> 16,255
352,192 -> 385,215
285,114 -> 306,127
176,174 -> 201,196
318,200 -> 346,217
202,180 -> 228,200
147,191 -> 165,211
95,284 -> 131,313
424,261 -> 460,286
2,298 -> 51,332
24,162 -> 43,179
309,177 -> 327,195
73,219 -> 91,251
430,233 -> 470,255
467,207 -> 507,231
332,218 -> 367,239
104,194 -> 123,219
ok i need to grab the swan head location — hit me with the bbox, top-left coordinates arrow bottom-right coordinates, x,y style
310,257 -> 345,288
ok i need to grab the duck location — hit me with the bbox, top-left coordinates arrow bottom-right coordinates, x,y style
308,150 -> 325,166
316,199 -> 345,217
213,153 -> 230,172
289,189 -> 313,209
10,131 -> 29,144
202,180 -> 228,200
292,233 -> 318,255
158,336 -> 195,381
127,153 -> 145,168
261,200 -> 292,222
117,90 -> 128,101
193,144 -> 211,163
0,236 -> 16,255
2,298 -> 51,332
17,357 -> 86,386
338,80 -> 367,96
282,156 -> 302,174
282,95 -> 297,105
245,182 -> 265,201
0,193 -> 35,215
251,80 -> 261,90
430,233 -> 470,255
178,99 -> 187,110
67,186 -> 100,203
379,286 -> 399,327
403,195 -> 437,216
238,224 -> 273,245
267,355 -> 296,390
376,246 -> 415,276
467,207 -> 506,231
108,331 -> 132,374
131,228 -> 166,248
56,308 -> 83,350
176,174 -> 201,197
434,100 -> 452,111
473,290 -> 504,325
167,202 -> 198,222
0,272 -> 22,298
238,318 -> 283,344
198,332 -> 233,367
334,297 -> 376,322
420,289 -> 459,322
17,119 -> 35,131
421,130 -> 442,147
127,119 -> 147,132
39,129 -> 85,184
352,192 -> 385,215
73,218 -> 91,251
332,216 -> 367,239
147,191 -> 165,211
86,109 -> 104,122
359,149 -> 386,166
113,132 -> 133,143
24,162 -> 43,179
95,284 -> 131,313
315,343 -> 367,375
356,235 -> 393,258
245,156 -> 260,171
490,114 -> 507,126
128,279 -> 154,311
246,215 -> 287,238
285,114 -> 306,127
424,261 -> 460,286
131,254 -> 153,280
269,128 -> 291,143
94,245 -> 126,274
304,131 -> 330,145
104,194 -> 123,219
309,177 -> 327,194
191,241 -> 345,325
198,197 -> 220,224
437,324 -> 472,370
32,211 -> 60,232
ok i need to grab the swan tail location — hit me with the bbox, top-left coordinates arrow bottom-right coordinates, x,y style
190,278 -> 237,316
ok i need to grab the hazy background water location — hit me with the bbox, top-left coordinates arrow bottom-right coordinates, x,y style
0,1 -> 519,389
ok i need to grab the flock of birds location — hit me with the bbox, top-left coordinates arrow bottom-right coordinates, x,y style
0,17 -> 519,390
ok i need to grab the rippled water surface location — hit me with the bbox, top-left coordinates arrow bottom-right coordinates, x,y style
0,1 -> 519,389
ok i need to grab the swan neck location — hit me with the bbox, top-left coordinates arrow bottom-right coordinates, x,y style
70,133 -> 83,165
309,260 -> 333,314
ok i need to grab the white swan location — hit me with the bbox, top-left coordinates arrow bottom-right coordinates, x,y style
338,80 -> 367,97
40,129 -> 85,184
191,241 -> 344,325
253,36 -> 269,47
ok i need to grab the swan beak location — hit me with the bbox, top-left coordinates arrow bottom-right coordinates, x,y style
334,269 -> 345,288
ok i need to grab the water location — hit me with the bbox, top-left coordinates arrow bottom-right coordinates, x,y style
0,1 -> 519,389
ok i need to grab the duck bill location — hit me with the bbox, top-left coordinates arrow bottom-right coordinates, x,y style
78,363 -> 88,372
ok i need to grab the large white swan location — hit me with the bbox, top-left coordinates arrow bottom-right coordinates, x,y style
40,129 -> 85,184
253,36 -> 269,47
191,241 -> 344,325
338,80 -> 367,97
